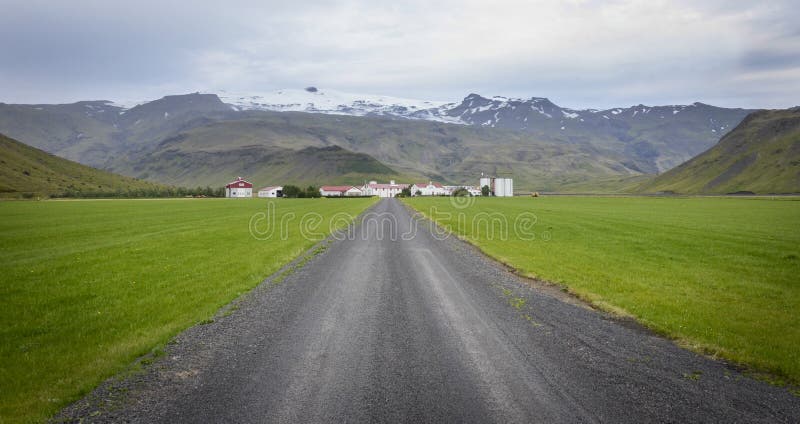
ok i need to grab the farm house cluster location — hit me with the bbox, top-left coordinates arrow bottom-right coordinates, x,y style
224,177 -> 284,198
224,176 -> 513,198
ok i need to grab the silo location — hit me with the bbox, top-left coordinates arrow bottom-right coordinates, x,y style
505,178 -> 514,197
479,177 -> 492,193
492,178 -> 514,197
493,178 -> 506,197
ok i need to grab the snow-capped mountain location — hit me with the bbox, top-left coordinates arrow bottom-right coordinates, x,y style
440,93 -> 743,135
104,88 -> 744,142
209,88 -> 752,172
213,87 -> 462,123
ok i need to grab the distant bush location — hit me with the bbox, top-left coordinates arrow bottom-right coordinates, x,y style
451,187 -> 470,197
281,185 -> 320,198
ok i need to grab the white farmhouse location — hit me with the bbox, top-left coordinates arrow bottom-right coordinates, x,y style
410,182 -> 449,196
320,185 -> 363,197
225,177 -> 253,198
257,186 -> 283,198
361,180 -> 409,198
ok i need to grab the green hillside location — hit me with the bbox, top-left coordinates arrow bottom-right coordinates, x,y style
0,133 -> 164,198
637,108 -> 800,194
113,139 -> 414,187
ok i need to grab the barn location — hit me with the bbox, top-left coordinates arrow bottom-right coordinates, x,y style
257,186 -> 283,198
320,185 -> 363,197
225,177 -> 253,198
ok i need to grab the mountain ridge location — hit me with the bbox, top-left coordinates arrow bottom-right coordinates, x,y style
0,91 -> 760,192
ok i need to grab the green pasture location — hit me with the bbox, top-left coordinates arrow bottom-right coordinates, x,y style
405,196 -> 800,384
0,197 -> 375,422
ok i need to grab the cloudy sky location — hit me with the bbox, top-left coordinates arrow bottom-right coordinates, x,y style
1,0 -> 798,109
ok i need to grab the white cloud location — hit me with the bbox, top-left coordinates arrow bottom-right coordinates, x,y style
0,0 -> 797,108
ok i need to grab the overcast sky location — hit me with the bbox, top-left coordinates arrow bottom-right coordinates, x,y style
1,0 -> 798,109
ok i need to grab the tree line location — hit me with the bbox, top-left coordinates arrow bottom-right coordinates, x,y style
51,186 -> 226,199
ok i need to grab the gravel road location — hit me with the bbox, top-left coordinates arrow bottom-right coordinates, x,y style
59,198 -> 799,423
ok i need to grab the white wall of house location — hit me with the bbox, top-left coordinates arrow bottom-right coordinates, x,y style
320,189 -> 343,196
411,183 -> 448,196
344,187 -> 363,196
226,187 -> 252,198
362,180 -> 409,197
257,187 -> 283,198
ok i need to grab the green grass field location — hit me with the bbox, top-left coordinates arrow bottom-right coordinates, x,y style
0,197 -> 376,423
405,196 -> 800,384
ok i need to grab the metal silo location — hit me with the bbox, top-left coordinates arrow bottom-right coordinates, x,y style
479,177 -> 492,193
493,178 -> 506,197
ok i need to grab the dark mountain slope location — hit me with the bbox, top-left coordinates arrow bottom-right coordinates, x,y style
112,133 -> 408,187
442,94 -> 755,173
637,108 -> 800,194
105,111 -> 641,190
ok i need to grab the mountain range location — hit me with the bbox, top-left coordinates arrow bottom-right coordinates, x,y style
0,89 -> 764,192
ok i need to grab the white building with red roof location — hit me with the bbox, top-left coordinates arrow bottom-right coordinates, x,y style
320,185 -> 363,197
225,177 -> 253,198
410,181 -> 450,196
361,180 -> 409,198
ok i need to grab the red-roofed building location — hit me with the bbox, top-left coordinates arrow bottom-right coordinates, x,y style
320,185 -> 363,197
225,177 -> 253,198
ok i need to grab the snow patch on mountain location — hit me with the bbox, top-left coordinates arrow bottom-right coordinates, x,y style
213,87 -> 463,124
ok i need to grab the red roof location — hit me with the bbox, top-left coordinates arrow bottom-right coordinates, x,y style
225,177 -> 253,188
320,185 -> 359,192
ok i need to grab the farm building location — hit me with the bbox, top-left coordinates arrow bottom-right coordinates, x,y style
320,185 -> 363,197
361,180 -> 409,198
410,182 -> 449,196
479,175 -> 514,197
225,177 -> 253,198
257,186 -> 283,198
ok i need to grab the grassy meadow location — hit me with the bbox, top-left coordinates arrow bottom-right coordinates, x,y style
0,197 -> 376,422
405,196 -> 800,384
